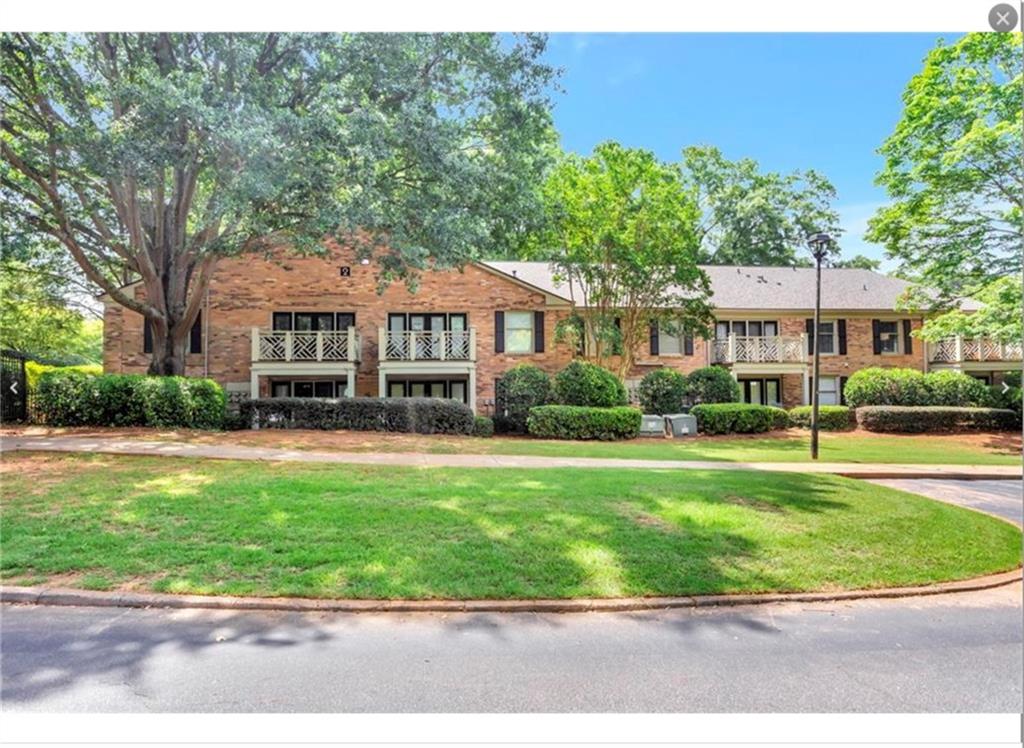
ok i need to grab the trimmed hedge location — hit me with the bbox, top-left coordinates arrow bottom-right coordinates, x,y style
856,405 -> 1019,433
685,366 -> 741,404
242,397 -> 474,435
36,371 -> 225,429
494,363 -> 552,434
788,405 -> 853,431
473,415 -> 495,438
637,368 -> 687,415
690,403 -> 789,435
554,360 -> 627,408
526,405 -> 641,441
26,361 -> 102,390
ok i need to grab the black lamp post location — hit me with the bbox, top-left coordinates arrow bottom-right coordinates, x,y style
806,232 -> 833,460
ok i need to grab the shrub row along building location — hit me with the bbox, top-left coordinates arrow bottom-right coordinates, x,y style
102,245 -> 1021,412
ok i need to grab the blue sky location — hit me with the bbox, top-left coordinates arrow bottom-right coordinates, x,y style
541,33 -> 957,267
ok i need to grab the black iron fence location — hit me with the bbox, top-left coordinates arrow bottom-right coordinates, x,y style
1,349 -> 28,423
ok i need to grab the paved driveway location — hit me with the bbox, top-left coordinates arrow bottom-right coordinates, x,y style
869,479 -> 1022,526
2,584 -> 1021,712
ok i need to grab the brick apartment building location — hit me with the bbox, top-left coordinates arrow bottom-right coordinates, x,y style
102,244 -> 1021,412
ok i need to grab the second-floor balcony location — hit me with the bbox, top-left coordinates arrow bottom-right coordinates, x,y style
929,336 -> 1023,365
251,327 -> 360,363
379,327 -> 477,362
711,334 -> 807,365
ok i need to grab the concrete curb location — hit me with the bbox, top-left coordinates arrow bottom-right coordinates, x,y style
2,569 -> 1020,614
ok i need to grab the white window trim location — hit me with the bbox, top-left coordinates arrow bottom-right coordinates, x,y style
504,311 -> 534,355
878,321 -> 902,356
816,320 -> 837,356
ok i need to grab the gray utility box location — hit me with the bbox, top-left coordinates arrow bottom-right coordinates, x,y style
665,413 -> 697,438
639,415 -> 668,437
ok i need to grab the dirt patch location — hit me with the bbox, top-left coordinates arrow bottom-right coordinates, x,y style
721,494 -> 785,513
615,503 -> 680,533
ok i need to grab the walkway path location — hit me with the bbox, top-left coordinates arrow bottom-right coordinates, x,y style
2,434 -> 1020,478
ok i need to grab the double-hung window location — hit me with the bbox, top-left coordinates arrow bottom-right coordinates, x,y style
816,321 -> 836,354
505,312 -> 534,354
878,321 -> 900,354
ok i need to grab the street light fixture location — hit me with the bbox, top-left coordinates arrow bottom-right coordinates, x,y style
806,232 -> 833,460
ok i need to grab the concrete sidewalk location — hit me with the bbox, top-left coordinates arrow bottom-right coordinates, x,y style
2,434 -> 1020,478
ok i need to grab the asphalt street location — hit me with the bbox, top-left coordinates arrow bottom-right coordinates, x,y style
869,478 -> 1022,526
2,582 -> 1021,712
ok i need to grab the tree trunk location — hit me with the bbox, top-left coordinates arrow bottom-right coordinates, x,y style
147,318 -> 189,376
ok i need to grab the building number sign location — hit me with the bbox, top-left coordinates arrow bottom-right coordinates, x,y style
339,266 -> 351,277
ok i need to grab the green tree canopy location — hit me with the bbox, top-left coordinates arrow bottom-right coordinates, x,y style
681,145 -> 842,266
1,33 -> 556,374
833,254 -> 881,270
530,141 -> 714,379
867,33 -> 1022,341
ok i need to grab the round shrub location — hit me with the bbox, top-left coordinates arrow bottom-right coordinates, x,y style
494,364 -> 552,434
843,367 -> 929,408
685,366 -> 741,404
922,370 -> 991,406
554,360 -> 627,407
473,415 -> 495,438
788,405 -> 852,431
637,368 -> 687,415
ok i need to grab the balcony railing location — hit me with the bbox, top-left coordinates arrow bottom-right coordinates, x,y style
711,334 -> 807,364
251,327 -> 360,363
929,336 -> 1023,364
379,327 -> 477,362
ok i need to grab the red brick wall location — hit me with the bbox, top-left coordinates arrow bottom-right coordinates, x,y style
102,243 -> 575,404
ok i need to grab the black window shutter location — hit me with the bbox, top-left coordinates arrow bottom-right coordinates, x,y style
837,319 -> 847,355
534,311 -> 545,353
808,377 -> 814,405
143,317 -> 153,353
839,375 -> 848,405
805,318 -> 815,355
902,319 -> 913,354
684,334 -> 694,356
494,311 -> 505,353
189,311 -> 202,354
871,319 -> 882,355
649,321 -> 659,356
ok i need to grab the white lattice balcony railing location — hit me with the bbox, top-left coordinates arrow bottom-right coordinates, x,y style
929,336 -> 1023,364
711,334 -> 808,364
379,328 -> 477,362
251,328 -> 360,363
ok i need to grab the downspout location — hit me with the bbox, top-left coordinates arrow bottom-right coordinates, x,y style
203,286 -> 210,378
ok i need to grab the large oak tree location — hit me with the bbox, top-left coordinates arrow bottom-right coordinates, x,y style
1,33 -> 556,374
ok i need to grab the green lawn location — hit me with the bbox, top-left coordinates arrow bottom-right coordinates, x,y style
2,452 -> 1019,600
465,432 -> 1022,465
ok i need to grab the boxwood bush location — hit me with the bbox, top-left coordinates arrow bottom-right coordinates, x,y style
843,367 -> 929,408
690,402 -> 789,435
242,397 -> 474,435
637,368 -> 687,415
494,363 -> 552,434
923,370 -> 991,407
787,405 -> 852,430
36,370 -> 225,428
554,360 -> 627,407
526,405 -> 641,441
26,361 -> 102,390
856,405 -> 1019,433
473,415 -> 495,438
685,366 -> 741,404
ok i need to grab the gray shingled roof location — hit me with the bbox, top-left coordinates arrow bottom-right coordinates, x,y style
480,261 -> 978,312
